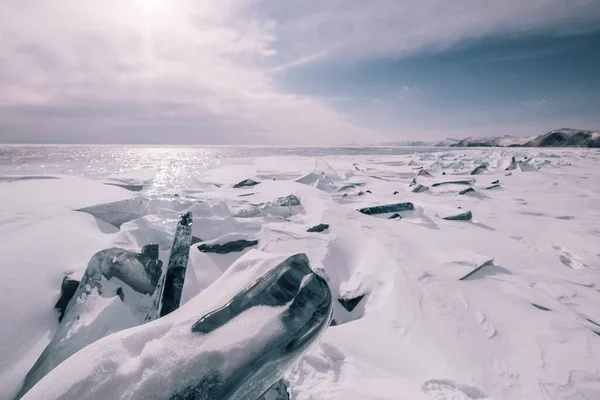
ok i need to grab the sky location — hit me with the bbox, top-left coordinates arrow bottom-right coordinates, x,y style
0,0 -> 599,144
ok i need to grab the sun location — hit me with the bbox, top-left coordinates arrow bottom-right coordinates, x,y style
134,0 -> 170,17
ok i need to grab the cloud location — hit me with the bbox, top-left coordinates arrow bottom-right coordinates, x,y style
0,0 -> 372,144
0,0 -> 598,143
524,99 -> 548,106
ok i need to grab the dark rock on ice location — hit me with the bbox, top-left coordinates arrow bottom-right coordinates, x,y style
307,223 -> 329,233
470,164 -> 488,175
160,212 -> 193,317
54,277 -> 79,323
418,169 -> 433,177
388,213 -> 402,220
532,303 -> 551,312
505,172 -> 513,176
358,191 -> 366,196
432,180 -> 475,187
491,180 -> 499,184
443,210 -> 472,221
442,172 -> 446,175
198,239 -> 259,254
486,184 -> 501,190
191,236 -> 203,245
459,187 -> 475,195
412,184 -> 429,193
409,178 -> 417,187
338,295 -> 365,312
359,202 -> 415,215
365,190 -> 372,194
393,191 -> 399,195
239,192 -> 256,197
233,179 -> 260,188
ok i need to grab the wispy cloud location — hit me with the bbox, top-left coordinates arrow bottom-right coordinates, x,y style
524,99 -> 548,106
0,0 -> 598,143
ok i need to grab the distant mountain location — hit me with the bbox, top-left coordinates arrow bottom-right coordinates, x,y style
450,129 -> 600,148
380,138 -> 460,147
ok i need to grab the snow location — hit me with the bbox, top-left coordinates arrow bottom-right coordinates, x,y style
1,147 -> 600,399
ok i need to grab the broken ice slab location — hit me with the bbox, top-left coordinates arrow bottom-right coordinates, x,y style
412,184 -> 430,193
159,212 -> 193,318
491,180 -> 499,184
459,187 -> 475,195
338,295 -> 365,312
17,246 -> 164,398
443,210 -> 473,221
432,179 -> 476,187
506,156 -> 518,171
21,252 -> 333,400
307,223 -> 329,233
76,197 -> 193,228
235,195 -> 302,219
358,202 -> 415,215
388,213 -> 402,219
233,178 -> 260,188
458,259 -> 494,280
103,182 -> 144,192
198,239 -> 259,254
470,164 -> 488,175
54,277 -> 79,323
532,303 -> 551,311
486,184 -> 501,190
418,169 -> 433,177
260,380 -> 290,400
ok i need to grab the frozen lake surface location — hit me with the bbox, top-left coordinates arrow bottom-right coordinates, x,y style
1,145 -> 599,399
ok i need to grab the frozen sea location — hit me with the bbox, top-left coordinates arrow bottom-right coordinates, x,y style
1,145 -> 600,399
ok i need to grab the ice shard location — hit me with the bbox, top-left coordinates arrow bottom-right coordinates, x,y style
22,252 -> 333,400
260,380 -> 290,400
235,195 -> 302,219
159,212 -> 193,317
470,164 -> 488,175
412,184 -> 430,193
358,202 -> 415,215
307,223 -> 329,233
506,156 -> 518,171
432,180 -> 476,187
233,179 -> 260,188
443,210 -> 473,221
417,169 -> 433,177
76,197 -> 193,228
459,187 -> 475,195
16,247 -> 164,398
198,239 -> 258,254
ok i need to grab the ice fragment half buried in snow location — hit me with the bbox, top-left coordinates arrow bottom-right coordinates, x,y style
235,195 -> 302,218
358,202 -> 415,215
22,252 -> 333,400
17,246 -> 163,398
76,197 -> 193,228
443,210 -> 473,221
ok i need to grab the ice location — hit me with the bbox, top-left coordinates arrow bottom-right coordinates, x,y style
22,251 -> 333,400
77,197 -> 194,228
16,246 -> 163,398
157,212 -> 193,318
198,239 -> 259,254
358,202 -> 415,215
235,194 -> 303,219
412,184 -> 430,193
443,210 -> 473,221
234,178 -> 260,188
2,146 -> 600,400
307,223 -> 329,233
